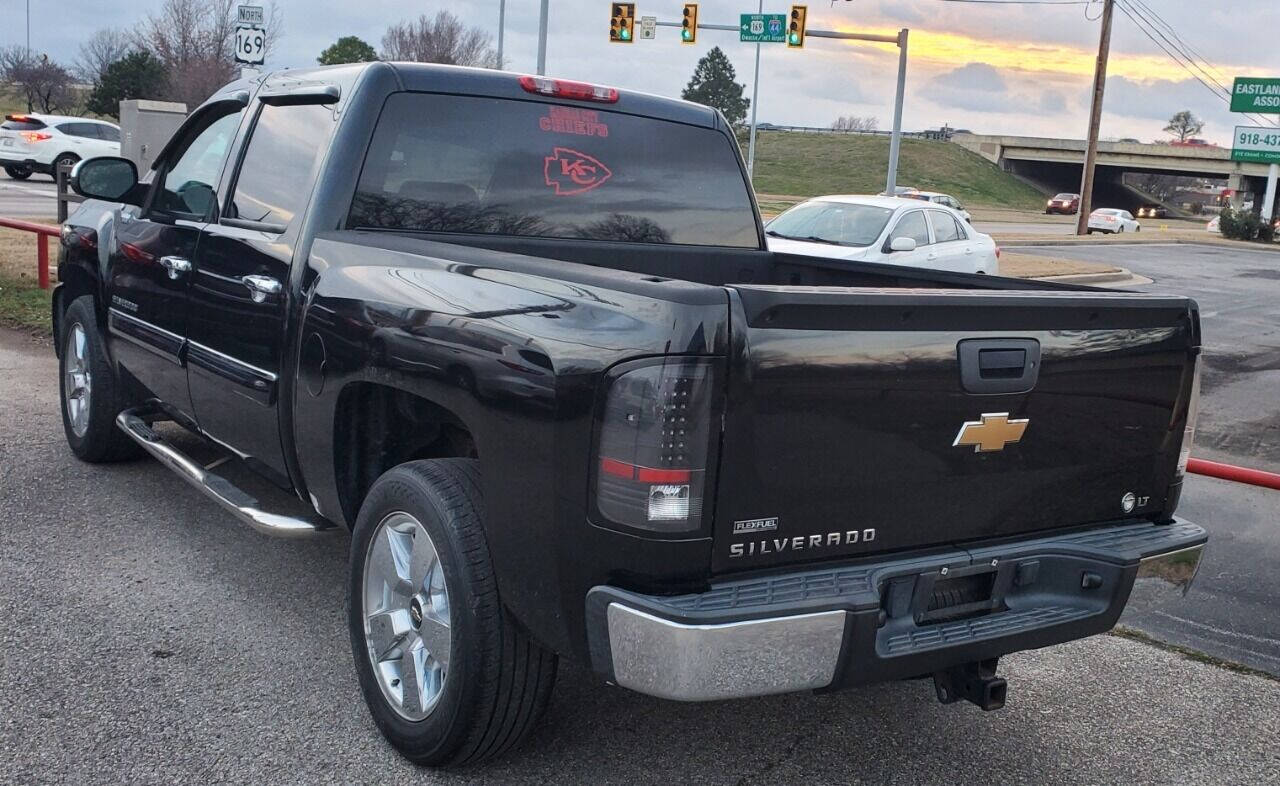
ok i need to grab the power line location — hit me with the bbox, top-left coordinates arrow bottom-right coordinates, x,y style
1115,0 -> 1279,128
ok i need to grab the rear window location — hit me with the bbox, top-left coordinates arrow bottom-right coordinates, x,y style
348,92 -> 758,248
1053,193 -> 1077,200
2,116 -> 46,131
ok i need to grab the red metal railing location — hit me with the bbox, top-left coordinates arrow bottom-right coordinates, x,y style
0,217 -> 59,290
1187,458 -> 1280,491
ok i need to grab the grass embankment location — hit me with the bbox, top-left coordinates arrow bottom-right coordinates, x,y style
744,131 -> 1046,211
0,225 -> 54,335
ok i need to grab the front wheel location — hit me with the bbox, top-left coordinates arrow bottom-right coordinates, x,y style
59,296 -> 143,462
4,164 -> 31,180
348,459 -> 557,766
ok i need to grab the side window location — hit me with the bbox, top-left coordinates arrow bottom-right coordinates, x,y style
929,210 -> 962,243
154,110 -> 243,219
890,211 -> 931,246
57,122 -> 93,139
96,125 -> 121,143
226,103 -> 332,229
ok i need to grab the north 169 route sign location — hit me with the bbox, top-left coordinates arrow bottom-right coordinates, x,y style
1232,126 -> 1280,164
740,13 -> 787,43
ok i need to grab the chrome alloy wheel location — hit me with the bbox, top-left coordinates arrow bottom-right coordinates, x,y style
362,511 -> 452,721
63,323 -> 92,437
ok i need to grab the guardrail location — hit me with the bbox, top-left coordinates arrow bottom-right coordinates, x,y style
0,217 -> 59,290
1187,458 -> 1280,490
752,125 -> 949,140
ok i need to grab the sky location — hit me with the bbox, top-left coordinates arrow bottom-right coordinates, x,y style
9,0 -> 1280,145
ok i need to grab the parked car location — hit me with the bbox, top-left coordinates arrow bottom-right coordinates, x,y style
765,195 -> 996,274
0,113 -> 121,180
1087,208 -> 1140,234
58,63 -> 1207,766
1045,193 -> 1080,214
906,189 -> 971,222
1137,205 -> 1168,219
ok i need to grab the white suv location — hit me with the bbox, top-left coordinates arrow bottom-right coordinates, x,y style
0,113 -> 122,181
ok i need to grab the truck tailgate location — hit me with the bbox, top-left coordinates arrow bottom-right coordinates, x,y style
713,286 -> 1199,572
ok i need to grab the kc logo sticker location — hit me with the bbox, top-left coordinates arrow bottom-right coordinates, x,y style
544,147 -> 612,196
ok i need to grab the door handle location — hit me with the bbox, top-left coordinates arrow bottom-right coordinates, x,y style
241,275 -> 281,303
159,255 -> 191,280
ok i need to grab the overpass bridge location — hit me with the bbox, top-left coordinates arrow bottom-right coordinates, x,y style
953,133 -> 1274,211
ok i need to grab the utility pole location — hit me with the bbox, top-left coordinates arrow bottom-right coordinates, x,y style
1076,0 -> 1114,234
536,0 -> 549,75
496,0 -> 506,70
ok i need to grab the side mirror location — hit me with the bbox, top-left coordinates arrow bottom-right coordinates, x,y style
71,157 -> 140,204
889,236 -> 917,253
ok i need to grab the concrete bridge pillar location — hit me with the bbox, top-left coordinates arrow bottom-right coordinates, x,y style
1228,173 -> 1245,209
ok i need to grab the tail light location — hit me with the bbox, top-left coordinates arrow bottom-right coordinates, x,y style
592,357 -> 720,535
21,131 -> 52,143
1175,356 -> 1201,479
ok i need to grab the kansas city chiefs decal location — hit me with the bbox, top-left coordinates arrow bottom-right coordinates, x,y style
543,147 -> 612,196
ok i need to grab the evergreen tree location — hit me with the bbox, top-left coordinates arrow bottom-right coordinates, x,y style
681,46 -> 750,126
317,36 -> 378,66
86,51 -> 168,118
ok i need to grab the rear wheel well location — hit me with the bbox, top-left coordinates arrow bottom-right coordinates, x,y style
333,382 -> 477,525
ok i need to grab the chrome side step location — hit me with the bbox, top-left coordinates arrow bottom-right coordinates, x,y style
117,409 -> 336,537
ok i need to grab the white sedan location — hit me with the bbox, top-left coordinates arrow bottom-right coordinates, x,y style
765,195 -> 998,274
1086,208 -> 1140,234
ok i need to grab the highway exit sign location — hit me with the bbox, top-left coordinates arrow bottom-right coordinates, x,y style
1231,77 -> 1280,113
740,13 -> 787,43
1232,126 -> 1280,164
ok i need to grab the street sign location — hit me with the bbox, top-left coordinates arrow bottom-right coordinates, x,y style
740,13 -> 787,43
1231,125 -> 1280,164
237,4 -> 264,25
639,15 -> 656,39
234,26 -> 266,65
1230,77 -> 1280,113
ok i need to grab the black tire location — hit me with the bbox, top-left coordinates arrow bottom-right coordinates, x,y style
1086,229 -> 1095,235
51,153 -> 79,181
4,164 -> 31,180
58,295 -> 143,462
347,459 -> 557,766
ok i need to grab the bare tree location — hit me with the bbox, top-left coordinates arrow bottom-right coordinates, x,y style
132,0 -> 283,108
75,28 -> 132,84
830,115 -> 879,132
1,47 -> 76,113
381,11 -> 497,67
1163,109 -> 1204,143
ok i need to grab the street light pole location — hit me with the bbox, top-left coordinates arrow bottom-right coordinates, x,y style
536,0 -> 549,75
1076,0 -> 1114,234
884,28 -> 909,195
745,0 -> 764,177
496,0 -> 506,69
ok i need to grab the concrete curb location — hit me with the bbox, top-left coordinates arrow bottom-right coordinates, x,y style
1026,268 -> 1142,285
996,236 -> 1280,254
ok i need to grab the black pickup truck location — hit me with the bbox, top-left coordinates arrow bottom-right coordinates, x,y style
56,62 -> 1207,766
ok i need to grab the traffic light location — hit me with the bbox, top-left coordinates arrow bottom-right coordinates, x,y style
681,4 -> 698,44
787,4 -> 807,48
610,3 -> 636,43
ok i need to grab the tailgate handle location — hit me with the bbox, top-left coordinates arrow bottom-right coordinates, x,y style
958,338 -> 1040,394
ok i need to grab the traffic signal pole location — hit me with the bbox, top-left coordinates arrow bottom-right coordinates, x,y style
746,0 -> 764,175
654,20 -> 908,189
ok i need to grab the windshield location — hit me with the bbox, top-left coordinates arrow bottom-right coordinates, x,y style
1053,193 -> 1076,200
765,201 -> 893,247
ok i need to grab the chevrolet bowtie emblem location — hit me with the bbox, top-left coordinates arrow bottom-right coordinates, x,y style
953,412 -> 1029,453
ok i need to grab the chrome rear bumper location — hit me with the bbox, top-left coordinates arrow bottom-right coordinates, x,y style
587,519 -> 1207,702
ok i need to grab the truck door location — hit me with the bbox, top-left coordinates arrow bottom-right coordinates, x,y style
105,105 -> 244,419
184,99 -> 334,485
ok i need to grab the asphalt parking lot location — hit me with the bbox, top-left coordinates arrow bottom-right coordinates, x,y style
3,321 -> 1280,781
0,178 -> 57,220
